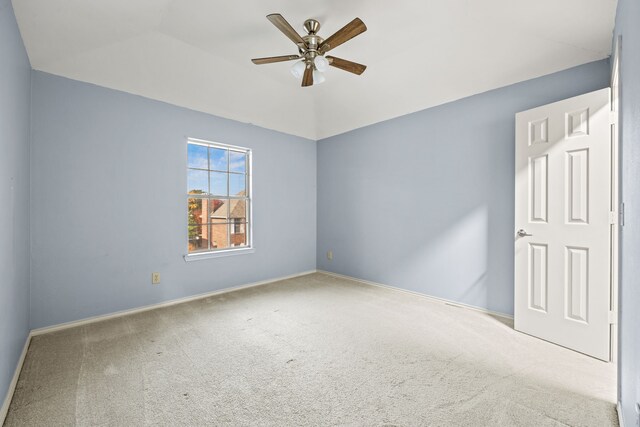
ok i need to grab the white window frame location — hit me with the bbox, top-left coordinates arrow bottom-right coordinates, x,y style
184,138 -> 253,261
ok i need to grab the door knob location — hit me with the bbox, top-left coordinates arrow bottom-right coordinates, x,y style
517,229 -> 532,237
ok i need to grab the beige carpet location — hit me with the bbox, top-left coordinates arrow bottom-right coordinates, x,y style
5,273 -> 617,426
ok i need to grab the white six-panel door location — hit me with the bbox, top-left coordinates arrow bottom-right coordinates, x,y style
514,88 -> 611,361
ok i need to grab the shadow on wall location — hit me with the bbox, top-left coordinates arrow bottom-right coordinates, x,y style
393,206 -> 490,308
327,196 -> 500,312
316,96 -> 517,315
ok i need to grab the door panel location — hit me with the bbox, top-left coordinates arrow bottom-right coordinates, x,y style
515,88 -> 611,361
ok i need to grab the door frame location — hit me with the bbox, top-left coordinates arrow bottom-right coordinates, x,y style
611,36 -> 621,364
611,37 -> 622,413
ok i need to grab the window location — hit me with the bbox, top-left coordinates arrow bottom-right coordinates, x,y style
187,139 -> 251,255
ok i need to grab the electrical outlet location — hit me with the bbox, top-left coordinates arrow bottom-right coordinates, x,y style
327,251 -> 333,261
152,272 -> 161,284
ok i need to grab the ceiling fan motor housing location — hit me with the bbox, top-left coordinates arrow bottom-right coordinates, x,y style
301,20 -> 324,63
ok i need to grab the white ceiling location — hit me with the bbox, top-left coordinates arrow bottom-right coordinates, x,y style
13,0 -> 617,140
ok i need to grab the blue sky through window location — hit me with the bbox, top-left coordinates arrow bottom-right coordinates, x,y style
187,169 -> 208,193
230,173 -> 245,195
187,144 -> 208,169
210,148 -> 227,171
211,172 -> 227,196
230,151 -> 246,173
188,142 -> 248,196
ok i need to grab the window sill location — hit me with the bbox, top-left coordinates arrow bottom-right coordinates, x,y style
184,247 -> 255,262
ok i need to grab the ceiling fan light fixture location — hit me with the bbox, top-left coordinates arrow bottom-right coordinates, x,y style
314,55 -> 329,72
253,14 -> 367,87
312,69 -> 326,85
290,60 -> 306,79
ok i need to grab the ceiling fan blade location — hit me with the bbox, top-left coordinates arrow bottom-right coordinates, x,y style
302,64 -> 313,87
319,18 -> 367,53
266,14 -> 305,46
252,55 -> 300,65
326,56 -> 367,75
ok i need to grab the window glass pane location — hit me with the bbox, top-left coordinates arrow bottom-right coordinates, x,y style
187,141 -> 250,254
188,169 -> 209,194
210,172 -> 228,196
228,198 -> 247,222
188,197 -> 205,226
229,173 -> 246,196
188,224 -> 209,253
210,224 -> 229,249
210,147 -> 228,171
229,151 -> 246,173
230,222 -> 248,247
209,198 -> 228,223
188,144 -> 208,169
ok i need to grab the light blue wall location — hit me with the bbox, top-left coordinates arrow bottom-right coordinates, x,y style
29,71 -> 316,329
0,0 -> 31,409
613,0 -> 640,424
317,60 -> 610,316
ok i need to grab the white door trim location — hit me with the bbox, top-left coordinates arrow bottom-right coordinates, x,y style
610,36 -> 621,365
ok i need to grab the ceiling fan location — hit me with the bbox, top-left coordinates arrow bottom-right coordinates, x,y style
252,14 -> 367,87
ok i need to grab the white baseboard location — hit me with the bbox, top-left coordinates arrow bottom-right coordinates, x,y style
31,270 -> 317,336
1,334 -> 32,425
317,270 -> 513,320
617,401 -> 625,427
